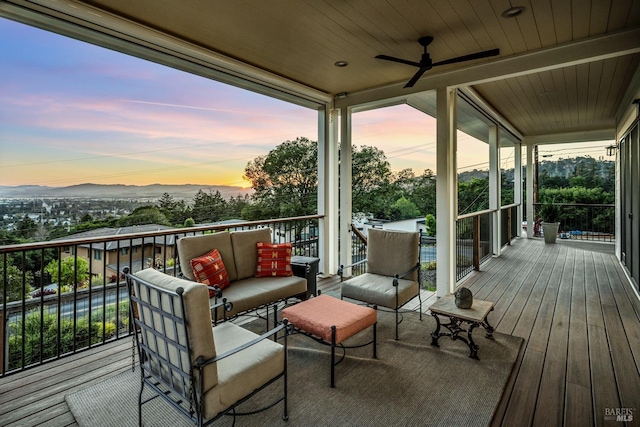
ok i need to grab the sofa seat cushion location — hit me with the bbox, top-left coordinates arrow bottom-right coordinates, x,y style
203,322 -> 284,419
341,273 -> 418,309
211,276 -> 307,320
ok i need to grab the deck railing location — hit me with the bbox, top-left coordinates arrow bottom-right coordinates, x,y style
456,209 -> 495,281
0,215 -> 321,377
532,203 -> 615,242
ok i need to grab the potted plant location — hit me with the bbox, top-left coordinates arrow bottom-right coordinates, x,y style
538,201 -> 561,243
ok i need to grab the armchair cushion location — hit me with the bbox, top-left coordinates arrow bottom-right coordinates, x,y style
367,228 -> 419,281
341,272 -> 419,309
191,248 -> 230,295
204,322 -> 284,419
255,242 -> 293,277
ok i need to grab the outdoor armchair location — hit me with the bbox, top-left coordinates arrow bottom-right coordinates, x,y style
339,228 -> 422,340
126,268 -> 289,427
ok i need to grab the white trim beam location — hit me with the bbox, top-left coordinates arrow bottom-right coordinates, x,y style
436,87 -> 457,296
489,126 -> 501,255
339,107 -> 353,275
525,143 -> 534,238
514,144 -> 523,237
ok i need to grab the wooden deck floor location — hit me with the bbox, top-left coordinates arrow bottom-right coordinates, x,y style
1,237 -> 638,426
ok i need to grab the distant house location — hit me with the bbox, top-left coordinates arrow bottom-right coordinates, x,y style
53,224 -> 177,280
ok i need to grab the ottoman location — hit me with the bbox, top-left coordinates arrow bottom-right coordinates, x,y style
281,294 -> 377,387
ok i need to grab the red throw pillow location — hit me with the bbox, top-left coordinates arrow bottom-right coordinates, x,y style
255,242 -> 293,277
190,249 -> 230,297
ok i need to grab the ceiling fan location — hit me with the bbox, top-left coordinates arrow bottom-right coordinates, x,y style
375,36 -> 500,88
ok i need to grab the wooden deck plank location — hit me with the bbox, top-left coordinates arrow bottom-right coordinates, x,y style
530,245 -> 573,427
476,242 -> 547,329
588,324 -> 622,427
493,244 -> 561,335
584,251 -> 605,327
601,303 -> 640,414
6,402 -> 78,427
566,249 -> 591,389
564,382 -> 593,427
501,349 -> 546,425
604,255 -> 640,370
464,238 -> 540,299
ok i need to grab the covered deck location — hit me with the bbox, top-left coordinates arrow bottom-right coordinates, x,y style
1,237 -> 637,427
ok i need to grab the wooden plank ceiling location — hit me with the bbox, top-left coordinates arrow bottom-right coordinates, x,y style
20,0 -> 640,139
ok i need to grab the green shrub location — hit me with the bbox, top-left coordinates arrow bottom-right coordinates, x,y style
422,261 -> 436,270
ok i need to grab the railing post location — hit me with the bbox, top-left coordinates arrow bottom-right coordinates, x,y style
0,308 -> 4,375
473,215 -> 480,271
507,207 -> 512,245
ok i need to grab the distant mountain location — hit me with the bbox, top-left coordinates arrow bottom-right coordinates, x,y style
0,183 -> 253,200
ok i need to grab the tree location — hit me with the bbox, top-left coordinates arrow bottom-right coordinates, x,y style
191,189 -> 228,223
45,256 -> 89,289
116,206 -> 170,226
458,177 -> 490,215
410,169 -> 436,216
425,214 -> 436,237
244,137 -> 318,218
157,192 -> 190,225
0,264 -> 33,303
351,145 -> 393,215
389,196 -> 420,220
16,217 -> 38,240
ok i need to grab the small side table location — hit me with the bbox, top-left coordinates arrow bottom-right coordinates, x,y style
429,295 -> 495,360
291,256 -> 320,300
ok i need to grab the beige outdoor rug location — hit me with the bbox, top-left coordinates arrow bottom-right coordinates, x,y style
66,309 -> 522,427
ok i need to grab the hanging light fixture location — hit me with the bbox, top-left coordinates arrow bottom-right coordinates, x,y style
606,144 -> 618,156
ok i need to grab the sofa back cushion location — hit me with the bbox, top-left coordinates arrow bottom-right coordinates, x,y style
177,232 -> 237,282
367,228 -> 419,281
230,228 -> 272,280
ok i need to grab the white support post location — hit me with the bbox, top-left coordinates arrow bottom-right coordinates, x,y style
436,87 -> 457,297
339,106 -> 353,275
489,126 -> 501,255
317,105 -> 339,276
514,143 -> 523,237
525,142 -> 534,238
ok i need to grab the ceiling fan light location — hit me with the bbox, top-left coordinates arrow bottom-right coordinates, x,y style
501,6 -> 526,18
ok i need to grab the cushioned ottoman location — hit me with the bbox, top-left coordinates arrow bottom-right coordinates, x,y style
281,294 -> 377,387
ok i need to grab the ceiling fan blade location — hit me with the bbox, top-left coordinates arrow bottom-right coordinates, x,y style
404,67 -> 429,88
375,54 -> 421,68
432,48 -> 500,67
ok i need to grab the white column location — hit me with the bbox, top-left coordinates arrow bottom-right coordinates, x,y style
339,106 -> 353,275
436,87 -> 457,297
489,126 -> 501,255
514,143 -> 523,237
525,142 -> 534,238
317,105 -> 339,276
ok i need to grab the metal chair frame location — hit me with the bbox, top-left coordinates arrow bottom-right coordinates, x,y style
126,272 -> 288,427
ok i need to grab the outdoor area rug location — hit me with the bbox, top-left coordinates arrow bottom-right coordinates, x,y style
66,309 -> 522,427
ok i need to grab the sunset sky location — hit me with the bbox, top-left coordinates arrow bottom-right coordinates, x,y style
0,18 -> 611,189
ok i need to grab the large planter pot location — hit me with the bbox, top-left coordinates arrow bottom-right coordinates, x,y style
541,222 -> 560,243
